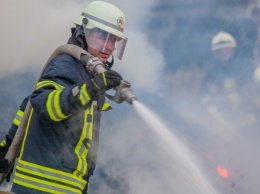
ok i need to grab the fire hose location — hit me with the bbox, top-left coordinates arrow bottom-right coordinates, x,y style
0,44 -> 137,186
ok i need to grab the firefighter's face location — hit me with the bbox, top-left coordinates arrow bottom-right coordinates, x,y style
213,47 -> 234,62
86,29 -> 118,63
88,46 -> 113,63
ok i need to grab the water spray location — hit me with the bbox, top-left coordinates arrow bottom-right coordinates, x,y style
132,101 -> 222,194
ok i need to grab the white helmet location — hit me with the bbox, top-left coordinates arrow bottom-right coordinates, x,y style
253,66 -> 260,83
211,31 -> 237,51
74,1 -> 127,60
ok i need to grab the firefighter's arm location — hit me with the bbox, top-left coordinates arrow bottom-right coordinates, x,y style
0,96 -> 29,181
69,70 -> 122,111
30,54 -> 122,121
30,59 -> 122,122
0,136 -> 13,182
29,56 -> 85,121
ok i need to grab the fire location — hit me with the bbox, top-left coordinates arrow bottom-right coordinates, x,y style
216,165 -> 229,179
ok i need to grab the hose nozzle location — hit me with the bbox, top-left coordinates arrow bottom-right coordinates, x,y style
80,54 -> 137,104
106,80 -> 137,104
80,54 -> 106,75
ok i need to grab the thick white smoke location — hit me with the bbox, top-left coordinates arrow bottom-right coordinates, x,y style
2,1 -> 259,194
0,0 -> 164,93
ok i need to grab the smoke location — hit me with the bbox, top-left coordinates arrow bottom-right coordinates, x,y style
0,0 -> 164,92
0,0 -> 82,75
2,1 -> 260,194
95,1 -> 260,194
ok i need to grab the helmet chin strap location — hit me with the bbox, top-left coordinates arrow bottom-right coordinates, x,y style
105,55 -> 114,70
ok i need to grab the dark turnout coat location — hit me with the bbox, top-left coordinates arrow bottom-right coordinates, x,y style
12,52 -> 110,194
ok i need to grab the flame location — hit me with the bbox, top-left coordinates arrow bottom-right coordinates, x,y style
216,165 -> 229,179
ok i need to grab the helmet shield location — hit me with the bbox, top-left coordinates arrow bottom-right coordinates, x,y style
83,27 -> 127,60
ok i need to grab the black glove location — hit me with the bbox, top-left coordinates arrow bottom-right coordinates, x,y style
69,70 -> 122,108
0,158 -> 9,173
0,136 -> 14,182
88,70 -> 122,98
0,158 -> 13,182
5,165 -> 14,182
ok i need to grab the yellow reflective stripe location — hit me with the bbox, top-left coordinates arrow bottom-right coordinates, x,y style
14,172 -> 81,194
13,179 -> 64,194
19,108 -> 33,156
36,80 -> 68,121
73,106 -> 94,178
88,105 -> 94,140
17,109 -> 86,193
0,140 -> 6,147
91,79 -> 100,90
102,102 -> 111,111
13,109 -> 24,126
46,90 -> 68,121
73,109 -> 89,177
16,160 -> 86,190
36,80 -> 63,90
102,72 -> 107,85
79,84 -> 91,106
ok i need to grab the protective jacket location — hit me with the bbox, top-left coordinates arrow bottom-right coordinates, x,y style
11,51 -> 110,194
7,96 -> 29,141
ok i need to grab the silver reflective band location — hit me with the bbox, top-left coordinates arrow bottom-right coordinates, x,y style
83,13 -> 124,32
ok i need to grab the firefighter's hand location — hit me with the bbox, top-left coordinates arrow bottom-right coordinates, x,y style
5,165 -> 14,182
0,137 -> 10,173
0,159 -> 13,182
0,137 -> 14,182
89,70 -> 122,97
0,158 -> 9,173
69,70 -> 122,108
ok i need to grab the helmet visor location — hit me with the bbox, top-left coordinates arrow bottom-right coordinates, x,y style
83,27 -> 127,60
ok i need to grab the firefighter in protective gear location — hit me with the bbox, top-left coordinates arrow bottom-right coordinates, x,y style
201,31 -> 239,106
201,31 -> 255,130
9,1 -> 127,194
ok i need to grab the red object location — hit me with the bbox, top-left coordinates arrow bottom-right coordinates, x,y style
216,165 -> 229,179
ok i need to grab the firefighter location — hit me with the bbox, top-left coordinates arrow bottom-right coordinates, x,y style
1,1 -> 128,193
201,31 -> 248,107
201,31 -> 255,130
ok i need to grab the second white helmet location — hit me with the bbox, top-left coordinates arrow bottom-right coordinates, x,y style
211,31 -> 237,51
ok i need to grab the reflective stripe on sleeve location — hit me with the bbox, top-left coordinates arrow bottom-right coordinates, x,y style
13,109 -> 24,126
46,90 -> 68,121
0,140 -> 6,147
102,102 -> 112,111
36,80 -> 63,90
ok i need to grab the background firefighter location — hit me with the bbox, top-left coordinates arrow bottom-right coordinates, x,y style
0,1 -> 129,193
